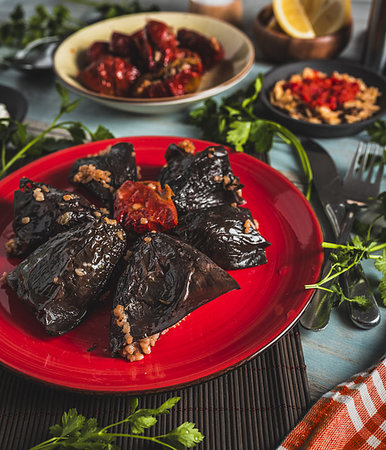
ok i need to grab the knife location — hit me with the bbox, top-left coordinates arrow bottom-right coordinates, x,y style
299,139 -> 346,330
300,139 -> 380,330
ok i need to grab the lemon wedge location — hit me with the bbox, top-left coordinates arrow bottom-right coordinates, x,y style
272,0 -> 315,39
306,0 -> 350,35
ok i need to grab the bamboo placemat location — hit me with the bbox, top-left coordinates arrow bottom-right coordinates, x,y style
0,324 -> 309,450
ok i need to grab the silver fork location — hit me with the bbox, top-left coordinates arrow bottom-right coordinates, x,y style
341,142 -> 384,328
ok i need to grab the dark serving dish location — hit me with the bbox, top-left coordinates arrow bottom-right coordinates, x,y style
260,59 -> 386,138
0,84 -> 28,123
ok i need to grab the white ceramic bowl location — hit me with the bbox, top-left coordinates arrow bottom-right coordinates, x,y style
53,12 -> 255,114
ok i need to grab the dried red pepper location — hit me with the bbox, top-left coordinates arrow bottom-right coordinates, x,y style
284,71 -> 360,111
114,180 -> 178,234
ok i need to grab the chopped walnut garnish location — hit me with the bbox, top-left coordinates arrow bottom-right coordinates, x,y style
113,304 -> 125,318
93,211 -> 102,218
63,194 -> 73,201
210,36 -> 221,51
100,208 -> 109,215
75,268 -> 86,277
140,217 -> 149,224
177,139 -> 195,154
53,277 -> 58,283
5,238 -> 19,255
116,230 -> 124,241
0,272 -> 8,286
41,185 -> 50,193
243,219 -> 252,234
21,216 -> 30,224
33,188 -> 44,202
144,237 -> 152,243
132,203 -> 142,210
98,145 -> 112,156
57,212 -> 71,226
73,164 -> 112,189
213,175 -> 222,182
104,217 -> 117,225
223,175 -> 231,186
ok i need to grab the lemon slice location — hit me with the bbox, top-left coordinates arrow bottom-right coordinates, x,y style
272,0 -> 315,39
308,0 -> 349,35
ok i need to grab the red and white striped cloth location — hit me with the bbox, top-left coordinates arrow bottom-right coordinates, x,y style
279,356 -> 386,449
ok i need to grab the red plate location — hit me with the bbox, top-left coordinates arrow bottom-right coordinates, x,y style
0,136 -> 323,393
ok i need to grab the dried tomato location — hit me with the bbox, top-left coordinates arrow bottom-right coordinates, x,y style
114,180 -> 178,234
78,55 -> 140,96
78,19 -> 224,98
87,41 -> 110,63
132,52 -> 202,98
177,28 -> 224,71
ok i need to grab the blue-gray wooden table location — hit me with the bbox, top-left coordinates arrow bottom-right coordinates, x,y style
0,0 -> 384,402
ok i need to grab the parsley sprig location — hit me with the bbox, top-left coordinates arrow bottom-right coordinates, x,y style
0,5 -> 79,48
305,201 -> 386,308
366,119 -> 386,148
30,397 -> 204,450
190,74 -> 313,199
0,2 -> 160,49
0,83 -> 114,178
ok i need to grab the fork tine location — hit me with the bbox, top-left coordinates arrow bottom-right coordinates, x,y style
357,142 -> 369,178
344,141 -> 363,181
374,146 -> 384,191
364,143 -> 379,183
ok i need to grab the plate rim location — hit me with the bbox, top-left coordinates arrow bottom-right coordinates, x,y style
0,83 -> 28,123
0,136 -> 323,393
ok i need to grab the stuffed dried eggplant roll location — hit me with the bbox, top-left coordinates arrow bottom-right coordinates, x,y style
172,204 -> 270,270
69,142 -> 138,208
7,218 -> 126,335
5,178 -> 101,257
158,143 -> 245,213
110,232 -> 239,361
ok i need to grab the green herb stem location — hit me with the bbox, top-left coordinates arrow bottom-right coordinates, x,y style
0,118 -> 77,177
103,433 -> 178,449
265,120 -> 313,199
29,436 -> 65,450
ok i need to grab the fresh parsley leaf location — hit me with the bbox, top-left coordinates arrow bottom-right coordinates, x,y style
30,398 -> 204,450
378,276 -> 386,306
227,120 -> 251,151
91,125 -> 115,141
0,2 -> 160,50
128,413 -> 158,434
366,119 -> 386,147
249,120 -> 274,154
190,74 -> 313,199
165,422 -> 205,448
374,250 -> 386,306
306,234 -> 386,309
59,408 -> 86,437
0,84 -> 115,178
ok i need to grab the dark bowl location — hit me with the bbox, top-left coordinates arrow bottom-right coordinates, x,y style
260,59 -> 386,138
253,5 -> 352,63
0,84 -> 28,123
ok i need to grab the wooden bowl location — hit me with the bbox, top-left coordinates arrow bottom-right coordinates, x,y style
253,5 -> 352,62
